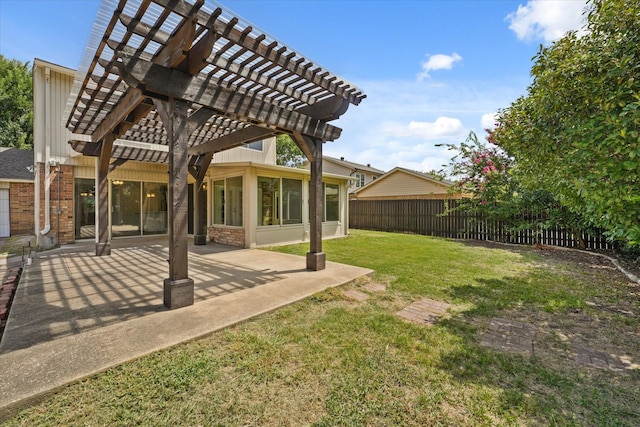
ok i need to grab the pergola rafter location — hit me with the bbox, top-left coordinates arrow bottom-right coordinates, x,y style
64,0 -> 365,309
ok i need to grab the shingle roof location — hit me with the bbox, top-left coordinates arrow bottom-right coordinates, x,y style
0,148 -> 34,181
323,156 -> 385,175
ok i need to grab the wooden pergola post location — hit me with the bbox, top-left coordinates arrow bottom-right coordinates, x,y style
292,132 -> 326,271
193,179 -> 207,245
307,137 -> 325,270
155,97 -> 194,309
189,152 -> 213,246
95,135 -> 114,256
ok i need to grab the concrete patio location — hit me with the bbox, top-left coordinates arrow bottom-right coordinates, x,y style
0,237 -> 372,418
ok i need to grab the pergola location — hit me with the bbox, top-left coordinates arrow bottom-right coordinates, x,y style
64,0 -> 365,309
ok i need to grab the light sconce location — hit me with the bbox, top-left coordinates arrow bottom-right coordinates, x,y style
112,180 -> 123,186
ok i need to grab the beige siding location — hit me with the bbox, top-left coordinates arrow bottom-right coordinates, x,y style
322,161 -> 351,176
33,63 -> 90,165
211,137 -> 276,165
71,156 -> 170,182
357,170 -> 449,198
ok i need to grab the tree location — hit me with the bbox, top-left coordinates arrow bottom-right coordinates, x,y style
0,55 -> 33,149
276,134 -> 305,167
443,131 -> 591,246
493,0 -> 640,246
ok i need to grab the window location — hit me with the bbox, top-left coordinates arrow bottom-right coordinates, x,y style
74,178 -> 95,239
111,180 -> 141,237
324,183 -> 339,222
109,180 -> 169,237
244,140 -> 263,151
226,176 -> 243,226
213,177 -> 243,226
282,178 -> 302,224
354,173 -> 365,188
258,176 -> 303,226
258,176 -> 279,226
213,180 -> 224,224
142,182 -> 168,235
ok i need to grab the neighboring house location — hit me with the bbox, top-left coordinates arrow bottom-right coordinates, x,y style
32,58 -> 352,248
351,167 -> 462,200
306,156 -> 384,193
0,148 -> 35,237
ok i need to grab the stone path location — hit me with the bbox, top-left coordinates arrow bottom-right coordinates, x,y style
342,289 -> 369,302
396,298 -> 451,325
342,283 -> 637,373
342,282 -> 387,302
480,318 -> 637,372
480,317 -> 536,357
574,345 -> 634,372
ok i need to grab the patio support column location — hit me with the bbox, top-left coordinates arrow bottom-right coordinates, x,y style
307,137 -> 326,271
154,97 -> 194,309
193,180 -> 207,245
190,152 -> 213,246
95,134 -> 114,256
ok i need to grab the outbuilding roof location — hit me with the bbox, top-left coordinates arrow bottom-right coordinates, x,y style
323,156 -> 385,175
64,0 -> 366,164
0,148 -> 34,181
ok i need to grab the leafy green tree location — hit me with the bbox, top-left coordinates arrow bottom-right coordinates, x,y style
493,0 -> 640,246
276,134 -> 305,167
0,55 -> 33,149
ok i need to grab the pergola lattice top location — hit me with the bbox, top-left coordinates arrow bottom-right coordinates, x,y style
64,0 -> 366,163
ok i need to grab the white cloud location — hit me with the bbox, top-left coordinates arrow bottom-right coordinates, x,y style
417,53 -> 462,81
506,0 -> 587,43
406,117 -> 466,140
328,78 -> 525,173
378,117 -> 465,141
481,112 -> 499,130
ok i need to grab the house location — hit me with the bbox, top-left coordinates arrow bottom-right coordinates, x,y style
306,156 -> 384,193
32,58 -> 354,249
0,148 -> 35,237
351,167 -> 462,200
31,0 -> 367,309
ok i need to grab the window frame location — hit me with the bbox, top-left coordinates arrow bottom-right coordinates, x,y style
258,175 -> 304,227
212,176 -> 244,227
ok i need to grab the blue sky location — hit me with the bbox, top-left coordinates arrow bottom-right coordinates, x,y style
0,0 -> 588,173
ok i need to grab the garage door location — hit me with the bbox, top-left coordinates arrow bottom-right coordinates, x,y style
0,189 -> 9,237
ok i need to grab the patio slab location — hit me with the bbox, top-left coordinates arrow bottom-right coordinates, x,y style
0,237 -> 372,419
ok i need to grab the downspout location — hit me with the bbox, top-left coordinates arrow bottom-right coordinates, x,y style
40,66 -> 51,236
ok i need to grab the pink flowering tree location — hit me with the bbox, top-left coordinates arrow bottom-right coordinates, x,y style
445,130 -> 513,207
442,130 -> 591,246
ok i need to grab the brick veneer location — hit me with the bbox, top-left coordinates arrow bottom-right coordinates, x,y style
9,182 -> 35,235
37,163 -> 75,244
207,226 -> 245,247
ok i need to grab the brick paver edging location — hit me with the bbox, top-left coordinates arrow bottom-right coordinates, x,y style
0,266 -> 23,340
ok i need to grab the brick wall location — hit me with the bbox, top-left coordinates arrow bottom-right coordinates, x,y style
207,226 -> 245,247
38,163 -> 75,245
9,182 -> 35,235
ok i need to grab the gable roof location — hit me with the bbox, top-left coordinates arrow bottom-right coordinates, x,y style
0,148 -> 34,181
322,156 -> 385,175
352,166 -> 453,197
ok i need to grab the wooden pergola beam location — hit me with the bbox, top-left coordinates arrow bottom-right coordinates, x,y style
91,15 -> 201,144
115,55 -> 342,142
154,0 -> 364,106
188,125 -> 276,156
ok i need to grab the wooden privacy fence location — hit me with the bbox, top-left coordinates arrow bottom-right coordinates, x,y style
349,199 -> 614,250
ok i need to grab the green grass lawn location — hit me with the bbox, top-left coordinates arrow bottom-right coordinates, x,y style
4,230 -> 639,426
